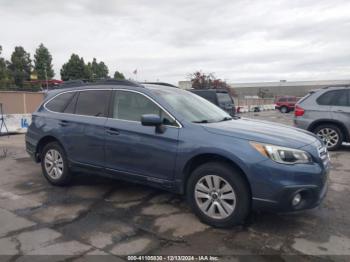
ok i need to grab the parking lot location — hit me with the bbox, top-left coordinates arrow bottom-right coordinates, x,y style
0,110 -> 350,261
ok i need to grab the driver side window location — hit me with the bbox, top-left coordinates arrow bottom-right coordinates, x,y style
113,90 -> 177,126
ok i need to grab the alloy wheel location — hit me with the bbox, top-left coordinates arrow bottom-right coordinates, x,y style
194,175 -> 236,219
44,149 -> 64,179
316,128 -> 339,148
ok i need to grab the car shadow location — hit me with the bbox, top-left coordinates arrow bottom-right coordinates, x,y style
68,172 -> 324,231
340,143 -> 350,151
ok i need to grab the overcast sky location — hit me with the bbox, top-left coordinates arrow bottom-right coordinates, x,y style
0,0 -> 350,84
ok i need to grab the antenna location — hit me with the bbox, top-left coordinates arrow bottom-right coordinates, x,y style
0,103 -> 9,137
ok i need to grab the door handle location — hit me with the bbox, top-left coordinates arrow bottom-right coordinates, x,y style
59,120 -> 69,127
106,128 -> 120,135
336,110 -> 344,113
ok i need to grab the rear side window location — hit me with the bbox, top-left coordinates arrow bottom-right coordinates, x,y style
278,98 -> 287,102
63,92 -> 78,114
317,90 -> 348,106
297,93 -> 313,104
193,91 -> 217,104
75,90 -> 111,117
217,93 -> 233,105
45,92 -> 75,112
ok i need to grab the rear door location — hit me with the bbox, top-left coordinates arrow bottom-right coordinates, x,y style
313,91 -> 334,119
68,89 -> 111,167
44,91 -> 82,161
329,89 -> 350,135
104,90 -> 179,181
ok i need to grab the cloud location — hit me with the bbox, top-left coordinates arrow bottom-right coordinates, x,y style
0,0 -> 349,84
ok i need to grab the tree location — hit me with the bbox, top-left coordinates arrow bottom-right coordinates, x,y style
8,46 -> 32,87
82,58 -> 109,81
60,54 -> 86,81
90,58 -> 109,79
189,71 -> 236,96
113,71 -> 125,80
97,61 -> 109,78
189,71 -> 215,89
84,62 -> 93,80
0,46 -> 8,80
34,43 -> 54,80
0,46 -> 14,89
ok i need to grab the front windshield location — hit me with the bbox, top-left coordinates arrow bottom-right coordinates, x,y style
152,88 -> 231,123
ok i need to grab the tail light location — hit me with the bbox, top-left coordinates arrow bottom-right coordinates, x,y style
294,105 -> 305,117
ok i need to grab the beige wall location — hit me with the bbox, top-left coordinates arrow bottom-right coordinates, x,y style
0,91 -> 274,114
0,91 -> 44,114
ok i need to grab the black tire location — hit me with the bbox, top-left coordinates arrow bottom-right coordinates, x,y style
186,162 -> 250,228
280,106 -> 288,113
41,142 -> 72,186
313,124 -> 343,151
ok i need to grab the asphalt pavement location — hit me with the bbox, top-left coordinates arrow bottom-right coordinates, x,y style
0,110 -> 349,261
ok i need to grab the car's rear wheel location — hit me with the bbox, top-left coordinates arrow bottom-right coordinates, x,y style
41,142 -> 72,186
187,162 -> 250,228
314,124 -> 343,151
280,106 -> 288,113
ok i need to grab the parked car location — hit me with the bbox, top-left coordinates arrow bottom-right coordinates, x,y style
26,80 -> 329,227
190,89 -> 236,116
275,96 -> 298,113
294,86 -> 350,151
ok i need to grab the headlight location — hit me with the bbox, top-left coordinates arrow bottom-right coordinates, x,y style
250,142 -> 312,164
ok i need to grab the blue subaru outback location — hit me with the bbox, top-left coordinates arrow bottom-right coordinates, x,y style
26,80 -> 330,227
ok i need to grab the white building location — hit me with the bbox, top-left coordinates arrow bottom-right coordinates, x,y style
178,79 -> 350,98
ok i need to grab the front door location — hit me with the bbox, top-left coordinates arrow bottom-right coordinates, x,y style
104,90 -> 180,181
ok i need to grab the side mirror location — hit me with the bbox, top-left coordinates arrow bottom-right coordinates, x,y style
141,114 -> 166,133
141,114 -> 162,126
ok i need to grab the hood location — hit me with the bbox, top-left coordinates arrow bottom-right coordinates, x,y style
203,118 -> 317,149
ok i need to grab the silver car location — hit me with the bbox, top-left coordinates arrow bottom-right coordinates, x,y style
294,86 -> 350,150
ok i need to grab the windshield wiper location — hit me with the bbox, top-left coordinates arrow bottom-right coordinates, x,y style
192,120 -> 209,123
193,117 -> 232,123
219,117 -> 233,122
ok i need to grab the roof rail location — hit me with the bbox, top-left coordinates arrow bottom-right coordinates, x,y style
56,80 -> 87,88
56,79 -> 143,89
322,85 -> 350,89
93,79 -> 143,87
142,82 -> 178,88
191,88 -> 229,92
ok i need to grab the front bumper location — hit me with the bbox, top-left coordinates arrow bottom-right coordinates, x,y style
252,177 -> 328,212
249,146 -> 329,212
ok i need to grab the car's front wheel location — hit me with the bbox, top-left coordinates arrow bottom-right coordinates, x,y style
314,124 -> 343,151
41,142 -> 72,186
187,162 -> 250,228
